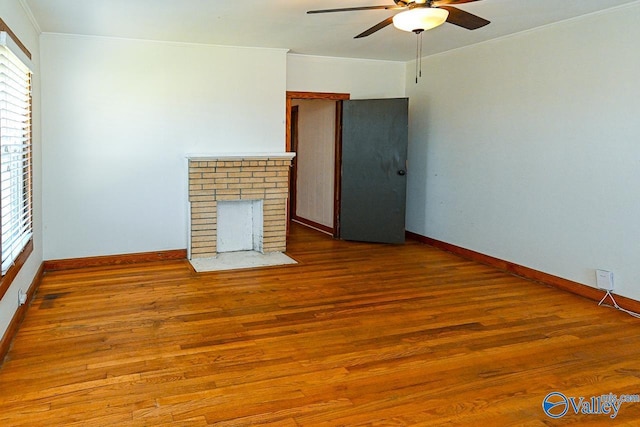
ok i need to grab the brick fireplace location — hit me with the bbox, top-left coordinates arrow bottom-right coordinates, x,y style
187,153 -> 295,259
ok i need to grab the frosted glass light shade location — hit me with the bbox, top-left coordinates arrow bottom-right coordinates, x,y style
392,8 -> 449,33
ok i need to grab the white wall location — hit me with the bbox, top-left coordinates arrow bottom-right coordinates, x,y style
405,3 -> 640,300
287,54 -> 405,99
0,0 -> 43,343
41,34 -> 287,259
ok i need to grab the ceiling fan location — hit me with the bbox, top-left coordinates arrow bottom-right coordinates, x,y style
307,0 -> 490,38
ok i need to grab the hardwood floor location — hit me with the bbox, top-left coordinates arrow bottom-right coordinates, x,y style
1,223 -> 639,426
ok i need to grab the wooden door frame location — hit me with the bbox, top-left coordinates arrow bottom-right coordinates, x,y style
286,91 -> 350,238
289,105 -> 299,229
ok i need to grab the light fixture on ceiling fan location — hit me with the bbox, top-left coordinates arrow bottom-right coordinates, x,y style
392,5 -> 451,84
307,0 -> 490,83
307,0 -> 490,39
392,5 -> 449,33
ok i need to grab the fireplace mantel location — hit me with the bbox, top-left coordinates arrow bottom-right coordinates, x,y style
187,152 -> 296,161
187,152 -> 295,259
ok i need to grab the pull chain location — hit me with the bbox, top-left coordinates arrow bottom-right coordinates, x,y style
419,31 -> 423,79
415,34 -> 419,83
414,30 -> 424,84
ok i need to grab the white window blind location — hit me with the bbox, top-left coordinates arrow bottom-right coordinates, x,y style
0,32 -> 32,275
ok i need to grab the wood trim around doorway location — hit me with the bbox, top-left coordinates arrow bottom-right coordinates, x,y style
286,92 -> 350,152
286,92 -> 350,237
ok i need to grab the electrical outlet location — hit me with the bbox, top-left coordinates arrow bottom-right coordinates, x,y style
18,289 -> 27,305
596,269 -> 614,291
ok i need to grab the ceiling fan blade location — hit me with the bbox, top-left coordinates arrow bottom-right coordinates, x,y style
307,5 -> 401,14
433,0 -> 482,6
354,16 -> 395,38
439,6 -> 490,30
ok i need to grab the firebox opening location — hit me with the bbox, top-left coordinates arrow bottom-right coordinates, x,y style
217,200 -> 264,253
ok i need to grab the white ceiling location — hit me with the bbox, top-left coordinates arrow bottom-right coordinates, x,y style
23,0 -> 639,62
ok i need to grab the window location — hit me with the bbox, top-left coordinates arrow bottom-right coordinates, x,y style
0,22 -> 33,293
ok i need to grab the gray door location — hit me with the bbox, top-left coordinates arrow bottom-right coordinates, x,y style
339,98 -> 408,244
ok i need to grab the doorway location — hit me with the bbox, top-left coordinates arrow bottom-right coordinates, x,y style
286,92 -> 350,237
286,93 -> 409,244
